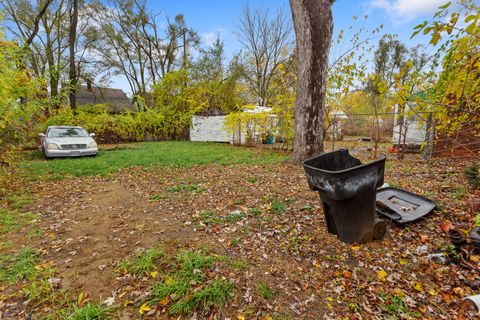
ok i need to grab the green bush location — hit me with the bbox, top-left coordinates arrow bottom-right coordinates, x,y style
0,31 -> 45,163
43,105 -> 175,143
464,163 -> 480,189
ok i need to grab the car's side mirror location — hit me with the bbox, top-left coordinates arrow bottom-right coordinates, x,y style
89,133 -> 96,137
38,133 -> 45,137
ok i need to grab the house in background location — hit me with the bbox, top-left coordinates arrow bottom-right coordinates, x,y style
76,82 -> 135,114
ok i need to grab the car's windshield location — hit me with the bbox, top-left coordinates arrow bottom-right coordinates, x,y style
47,128 -> 89,138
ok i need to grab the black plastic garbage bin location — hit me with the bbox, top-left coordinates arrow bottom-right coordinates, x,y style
303,149 -> 387,243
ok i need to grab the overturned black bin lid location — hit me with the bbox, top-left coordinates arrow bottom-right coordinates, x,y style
376,187 -> 435,224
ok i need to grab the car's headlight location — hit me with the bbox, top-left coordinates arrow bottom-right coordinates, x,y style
88,141 -> 97,148
47,143 -> 59,150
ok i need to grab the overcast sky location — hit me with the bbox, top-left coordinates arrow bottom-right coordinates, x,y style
111,0 -> 449,94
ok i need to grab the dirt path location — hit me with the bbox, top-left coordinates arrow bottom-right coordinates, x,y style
28,178 -> 199,300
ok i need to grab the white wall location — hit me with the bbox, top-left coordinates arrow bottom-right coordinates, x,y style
190,116 -> 230,143
392,103 -> 427,145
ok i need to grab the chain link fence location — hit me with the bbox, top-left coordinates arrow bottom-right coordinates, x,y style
258,110 -> 479,159
324,112 -> 435,159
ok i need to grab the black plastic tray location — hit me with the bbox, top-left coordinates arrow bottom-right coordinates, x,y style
376,187 -> 435,224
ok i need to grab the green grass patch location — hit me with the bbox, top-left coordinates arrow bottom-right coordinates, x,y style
148,194 -> 163,201
0,247 -> 40,283
0,241 -> 13,252
61,302 -> 112,320
379,292 -> 408,316
449,187 -> 467,200
224,210 -> 245,222
21,141 -> 286,179
150,250 -> 233,315
287,233 -> 311,254
0,210 -> 20,233
166,184 -> 205,193
3,193 -> 34,210
249,208 -> 262,217
198,210 -> 224,226
0,209 -> 38,233
300,204 -> 314,211
257,282 -> 275,300
176,250 -> 216,278
197,210 -> 245,226
464,162 -> 480,188
271,199 -> 286,214
116,247 -> 164,276
22,266 -> 69,308
171,279 -> 232,315
27,226 -> 43,238
229,259 -> 250,270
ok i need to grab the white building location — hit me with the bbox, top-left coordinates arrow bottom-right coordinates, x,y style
189,106 -> 275,144
190,115 -> 231,143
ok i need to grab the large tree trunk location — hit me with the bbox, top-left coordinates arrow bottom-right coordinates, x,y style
69,0 -> 78,110
289,0 -> 333,163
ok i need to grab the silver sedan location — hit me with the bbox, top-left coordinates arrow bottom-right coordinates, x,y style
39,126 -> 98,158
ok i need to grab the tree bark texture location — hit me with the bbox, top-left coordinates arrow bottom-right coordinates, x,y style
69,0 -> 78,110
289,0 -> 333,163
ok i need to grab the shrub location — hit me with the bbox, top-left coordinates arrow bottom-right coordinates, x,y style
0,32 -> 45,163
43,100 -> 199,143
464,163 -> 480,189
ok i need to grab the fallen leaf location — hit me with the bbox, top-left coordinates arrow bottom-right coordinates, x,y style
139,302 -> 151,315
420,234 -> 429,243
453,287 -> 464,295
439,221 -> 454,233
393,288 -> 404,297
470,255 -> 480,263
35,261 -> 54,270
159,296 -> 170,306
103,297 -> 115,306
377,269 -> 388,282
77,292 -> 90,306
413,282 -> 424,292
428,288 -> 438,296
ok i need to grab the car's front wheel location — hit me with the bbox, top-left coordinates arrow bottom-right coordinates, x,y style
41,147 -> 49,160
